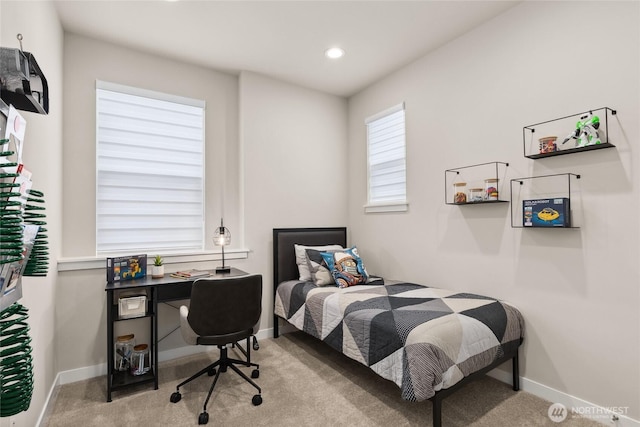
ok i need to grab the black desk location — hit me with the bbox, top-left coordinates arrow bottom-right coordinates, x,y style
104,268 -> 247,402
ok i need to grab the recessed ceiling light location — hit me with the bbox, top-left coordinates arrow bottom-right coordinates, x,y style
325,47 -> 345,59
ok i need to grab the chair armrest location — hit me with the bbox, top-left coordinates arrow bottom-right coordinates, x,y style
179,305 -> 199,345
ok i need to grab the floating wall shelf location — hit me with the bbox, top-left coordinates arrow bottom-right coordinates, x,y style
445,161 -> 509,206
510,173 -> 581,229
523,107 -> 616,159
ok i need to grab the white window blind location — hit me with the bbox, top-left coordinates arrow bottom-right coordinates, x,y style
96,81 -> 205,254
366,103 -> 407,210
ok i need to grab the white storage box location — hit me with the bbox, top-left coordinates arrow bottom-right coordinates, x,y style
118,295 -> 147,319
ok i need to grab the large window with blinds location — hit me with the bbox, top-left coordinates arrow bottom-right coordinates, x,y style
96,81 -> 205,254
365,103 -> 407,213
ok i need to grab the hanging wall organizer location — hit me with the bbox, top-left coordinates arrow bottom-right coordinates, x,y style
0,34 -> 50,419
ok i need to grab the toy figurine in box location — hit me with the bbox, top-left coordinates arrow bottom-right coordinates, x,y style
523,198 -> 571,227
106,254 -> 147,282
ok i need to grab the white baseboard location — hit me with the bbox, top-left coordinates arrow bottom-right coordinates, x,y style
39,327 -> 638,427
36,371 -> 62,427
487,369 -> 638,427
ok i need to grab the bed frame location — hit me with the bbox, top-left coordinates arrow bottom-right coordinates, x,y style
272,227 -> 521,427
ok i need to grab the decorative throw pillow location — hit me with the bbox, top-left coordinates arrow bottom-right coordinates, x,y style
305,248 -> 338,286
294,244 -> 343,282
320,247 -> 369,289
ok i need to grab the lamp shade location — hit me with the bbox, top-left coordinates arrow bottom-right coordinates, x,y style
213,225 -> 230,246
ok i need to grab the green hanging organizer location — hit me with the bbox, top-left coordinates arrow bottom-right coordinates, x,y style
1,44 -> 49,414
0,303 -> 33,417
0,147 -> 24,266
0,140 -> 36,417
23,189 -> 49,276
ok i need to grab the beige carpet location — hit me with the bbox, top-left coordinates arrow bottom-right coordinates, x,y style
42,331 -> 600,426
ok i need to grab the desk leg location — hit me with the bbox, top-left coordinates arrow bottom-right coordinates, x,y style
152,287 -> 159,390
106,289 -> 114,402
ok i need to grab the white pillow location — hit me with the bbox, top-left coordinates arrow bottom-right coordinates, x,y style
294,244 -> 343,281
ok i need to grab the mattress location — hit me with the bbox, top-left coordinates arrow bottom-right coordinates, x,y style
274,279 -> 524,401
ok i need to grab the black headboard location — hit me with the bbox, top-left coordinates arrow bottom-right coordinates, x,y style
272,227 -> 347,286
272,227 -> 347,337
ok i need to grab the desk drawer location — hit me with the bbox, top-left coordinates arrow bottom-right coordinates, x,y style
157,282 -> 191,302
118,295 -> 147,319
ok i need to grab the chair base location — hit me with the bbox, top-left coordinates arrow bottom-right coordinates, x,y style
170,345 -> 262,425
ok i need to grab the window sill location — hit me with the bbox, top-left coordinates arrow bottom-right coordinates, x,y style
57,249 -> 250,272
363,202 -> 409,213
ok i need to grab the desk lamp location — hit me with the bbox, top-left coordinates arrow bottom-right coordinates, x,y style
213,219 -> 231,273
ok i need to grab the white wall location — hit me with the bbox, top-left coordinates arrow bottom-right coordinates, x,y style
239,71 -> 348,330
53,37 -> 348,377
61,33 -> 240,257
56,33 -> 241,371
0,2 -> 63,426
348,1 -> 639,421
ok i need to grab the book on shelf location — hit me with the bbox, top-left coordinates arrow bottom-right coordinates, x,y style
106,254 -> 147,283
170,269 -> 212,279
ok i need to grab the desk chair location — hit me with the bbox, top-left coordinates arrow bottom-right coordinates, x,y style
170,274 -> 263,425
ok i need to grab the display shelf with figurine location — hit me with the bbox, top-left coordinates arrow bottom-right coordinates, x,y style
522,107 -> 616,159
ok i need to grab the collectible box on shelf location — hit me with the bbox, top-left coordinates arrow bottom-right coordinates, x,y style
523,198 -> 571,227
106,254 -> 147,283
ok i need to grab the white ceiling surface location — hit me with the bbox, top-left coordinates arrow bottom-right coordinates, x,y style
53,1 -> 520,97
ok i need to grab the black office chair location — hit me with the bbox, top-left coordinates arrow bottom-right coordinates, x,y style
170,274 -> 263,425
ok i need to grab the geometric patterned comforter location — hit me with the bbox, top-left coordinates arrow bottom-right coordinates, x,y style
274,280 -> 524,402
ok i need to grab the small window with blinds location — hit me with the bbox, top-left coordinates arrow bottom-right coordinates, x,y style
365,103 -> 408,213
96,81 -> 205,254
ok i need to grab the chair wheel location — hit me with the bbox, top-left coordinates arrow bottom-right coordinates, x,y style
170,392 -> 181,403
252,394 -> 262,406
208,368 -> 216,376
253,337 -> 260,350
198,411 -> 209,425
251,369 -> 259,379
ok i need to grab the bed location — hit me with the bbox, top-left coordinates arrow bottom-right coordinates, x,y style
272,227 -> 524,427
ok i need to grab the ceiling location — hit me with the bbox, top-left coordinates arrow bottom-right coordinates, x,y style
53,0 -> 520,98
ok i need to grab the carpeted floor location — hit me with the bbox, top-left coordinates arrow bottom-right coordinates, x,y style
42,331 -> 601,426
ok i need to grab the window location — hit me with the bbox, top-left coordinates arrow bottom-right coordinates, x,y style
365,103 -> 407,213
96,81 -> 205,254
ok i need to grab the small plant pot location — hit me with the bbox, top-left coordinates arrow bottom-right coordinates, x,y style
151,265 -> 164,278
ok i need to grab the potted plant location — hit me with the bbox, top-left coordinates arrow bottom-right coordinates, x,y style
151,255 -> 164,278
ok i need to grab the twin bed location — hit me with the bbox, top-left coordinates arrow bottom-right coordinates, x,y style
272,227 -> 524,426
